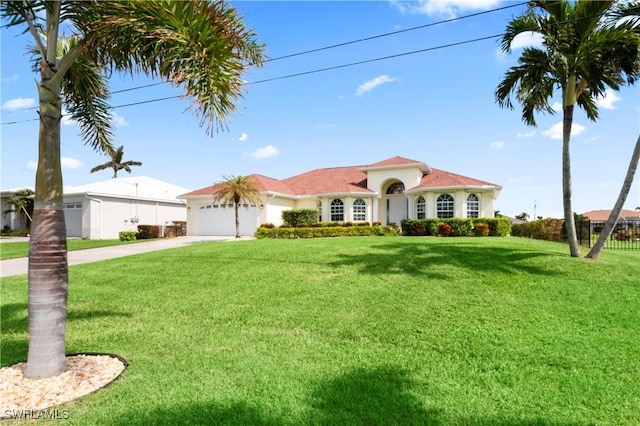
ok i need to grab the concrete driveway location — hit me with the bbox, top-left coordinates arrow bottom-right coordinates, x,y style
0,236 -> 252,278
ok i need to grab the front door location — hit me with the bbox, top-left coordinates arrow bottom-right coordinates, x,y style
387,196 -> 407,225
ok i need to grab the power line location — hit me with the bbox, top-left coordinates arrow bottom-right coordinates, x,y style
1,2 -> 525,117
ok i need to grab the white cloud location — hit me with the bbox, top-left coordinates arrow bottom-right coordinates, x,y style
249,145 -> 279,159
110,111 -> 127,127
391,0 -> 501,17
542,121 -> 586,140
61,109 -> 77,126
595,89 -> 621,110
27,157 -> 83,171
509,31 -> 544,50
489,141 -> 505,150
517,130 -> 536,139
2,97 -> 35,111
3,74 -> 19,83
356,75 -> 397,96
551,102 -> 562,112
238,133 -> 249,142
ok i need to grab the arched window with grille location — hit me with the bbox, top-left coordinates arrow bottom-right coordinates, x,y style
416,196 -> 426,219
436,194 -> 454,218
353,198 -> 366,222
386,182 -> 405,194
330,199 -> 344,222
467,194 -> 479,218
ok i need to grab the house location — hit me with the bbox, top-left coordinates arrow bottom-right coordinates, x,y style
2,176 -> 189,239
179,156 -> 502,237
1,187 -> 34,232
583,209 -> 640,223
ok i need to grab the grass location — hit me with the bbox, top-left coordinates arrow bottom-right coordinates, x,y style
2,236 -> 639,425
0,239 -> 150,261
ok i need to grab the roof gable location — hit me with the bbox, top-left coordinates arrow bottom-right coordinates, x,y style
282,166 -> 371,195
412,168 -> 499,190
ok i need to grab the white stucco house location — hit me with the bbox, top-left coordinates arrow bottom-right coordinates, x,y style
179,156 -> 502,237
2,176 -> 189,239
1,187 -> 34,232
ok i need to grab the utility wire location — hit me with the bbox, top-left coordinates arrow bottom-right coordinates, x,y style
1,2 -> 525,117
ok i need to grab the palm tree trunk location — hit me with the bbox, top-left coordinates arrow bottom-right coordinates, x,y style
586,133 -> 640,259
562,104 -> 581,257
25,70 -> 68,379
235,203 -> 240,238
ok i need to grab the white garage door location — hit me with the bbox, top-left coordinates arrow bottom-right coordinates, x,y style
195,204 -> 259,236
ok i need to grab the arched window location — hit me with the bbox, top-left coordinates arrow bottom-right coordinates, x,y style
416,196 -> 426,219
436,194 -> 454,218
330,199 -> 344,222
386,182 -> 405,194
467,194 -> 479,218
353,198 -> 366,222
317,200 -> 323,222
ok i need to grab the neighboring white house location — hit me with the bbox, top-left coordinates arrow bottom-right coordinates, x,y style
2,176 -> 189,239
179,156 -> 502,237
1,187 -> 34,232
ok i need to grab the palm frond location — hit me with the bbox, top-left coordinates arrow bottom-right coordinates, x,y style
80,0 -> 266,137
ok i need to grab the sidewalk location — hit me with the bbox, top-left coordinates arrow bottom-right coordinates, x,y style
0,236 -> 250,278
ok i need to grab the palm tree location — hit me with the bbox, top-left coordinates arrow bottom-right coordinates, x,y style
2,188 -> 35,229
495,0 -> 640,257
91,145 -> 142,178
1,0 -> 265,379
586,134 -> 640,259
212,175 -> 262,238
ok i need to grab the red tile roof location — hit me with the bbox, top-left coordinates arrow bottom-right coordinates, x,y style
282,166 -> 370,195
412,168 -> 498,190
180,157 -> 500,198
583,209 -> 640,221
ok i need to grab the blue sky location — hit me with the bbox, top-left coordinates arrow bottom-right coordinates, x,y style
1,0 -> 639,218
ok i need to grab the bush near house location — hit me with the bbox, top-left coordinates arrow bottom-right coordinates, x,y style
137,225 -> 161,239
164,221 -> 187,238
282,209 -> 318,227
119,231 -> 138,241
512,218 -> 564,242
401,218 -> 511,237
255,223 -> 399,239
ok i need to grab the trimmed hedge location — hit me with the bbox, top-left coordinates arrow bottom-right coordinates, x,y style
137,225 -> 161,239
282,209 -> 318,227
512,218 -> 564,242
119,231 -> 138,241
401,218 -> 511,237
255,225 -> 399,239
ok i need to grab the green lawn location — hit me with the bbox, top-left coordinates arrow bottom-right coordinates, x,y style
2,237 -> 639,425
0,239 -> 149,261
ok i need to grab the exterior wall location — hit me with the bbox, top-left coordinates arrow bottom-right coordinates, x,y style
366,168 -> 423,193
409,190 -> 495,219
264,196 -> 295,226
79,195 -> 185,239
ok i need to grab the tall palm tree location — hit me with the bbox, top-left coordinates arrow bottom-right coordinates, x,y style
91,145 -> 142,178
212,175 -> 262,238
1,0 -> 265,379
495,0 -> 640,257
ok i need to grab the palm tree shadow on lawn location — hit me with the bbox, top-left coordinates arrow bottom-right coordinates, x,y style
328,241 -> 560,279
104,364 -> 584,426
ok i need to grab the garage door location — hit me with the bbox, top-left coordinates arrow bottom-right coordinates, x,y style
195,203 -> 259,236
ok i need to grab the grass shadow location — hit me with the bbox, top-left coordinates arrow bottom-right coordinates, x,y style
329,240 -> 562,279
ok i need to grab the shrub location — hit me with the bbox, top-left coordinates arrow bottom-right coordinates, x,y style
282,209 -> 318,227
137,225 -> 161,239
372,221 -> 382,226
512,218 -> 563,242
119,231 -> 138,241
473,223 -> 490,237
437,222 -> 452,237
401,218 -> 511,237
254,225 -> 400,239
260,223 -> 275,229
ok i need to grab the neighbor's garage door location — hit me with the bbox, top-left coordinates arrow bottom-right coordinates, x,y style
195,204 -> 259,236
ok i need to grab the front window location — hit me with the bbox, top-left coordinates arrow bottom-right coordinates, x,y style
353,199 -> 366,222
330,199 -> 344,222
386,182 -> 405,194
317,200 -> 322,222
416,196 -> 426,219
467,194 -> 479,218
436,194 -> 454,218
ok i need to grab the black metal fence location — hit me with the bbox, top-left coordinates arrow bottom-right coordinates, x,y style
577,219 -> 640,251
